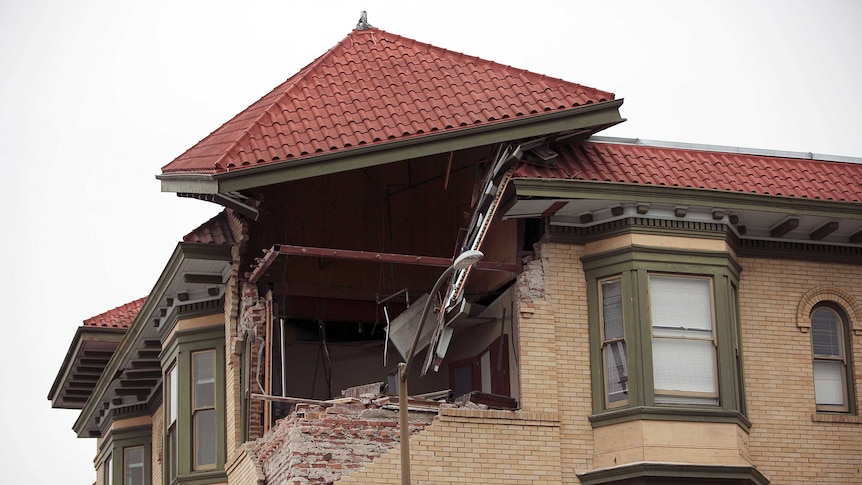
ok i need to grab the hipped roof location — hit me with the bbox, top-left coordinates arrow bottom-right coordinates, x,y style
161,27 -> 614,176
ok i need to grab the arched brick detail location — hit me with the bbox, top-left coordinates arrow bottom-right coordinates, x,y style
796,286 -> 862,336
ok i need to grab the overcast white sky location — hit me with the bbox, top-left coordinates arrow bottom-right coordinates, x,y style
1,1 -> 860,483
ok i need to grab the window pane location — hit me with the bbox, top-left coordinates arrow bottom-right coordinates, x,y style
650,276 -> 712,331
601,278 -> 623,339
814,360 -> 845,406
167,427 -> 177,480
194,351 -> 215,409
168,365 -> 177,424
124,446 -> 144,485
194,408 -> 217,468
812,309 -> 842,357
653,337 -> 716,394
105,453 -> 113,485
605,340 -> 628,403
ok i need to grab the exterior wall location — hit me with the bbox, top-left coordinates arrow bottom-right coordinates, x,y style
534,243 -> 595,481
226,446 -> 264,485
739,257 -> 862,484
338,409 -> 561,484
152,403 -> 163,485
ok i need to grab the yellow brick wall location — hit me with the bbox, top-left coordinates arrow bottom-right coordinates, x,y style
151,403 -> 163,485
535,243 -> 595,480
738,257 -> 862,484
226,446 -> 264,485
337,409 -> 562,484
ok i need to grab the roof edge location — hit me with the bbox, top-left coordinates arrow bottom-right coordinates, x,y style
511,178 -> 862,219
73,241 -> 233,436
47,326 -> 127,405
159,99 -> 625,194
589,136 -> 862,165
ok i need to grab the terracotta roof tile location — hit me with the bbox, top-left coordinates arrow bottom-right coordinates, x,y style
83,297 -> 145,329
183,211 -> 235,245
162,28 -> 614,175
515,141 -> 862,203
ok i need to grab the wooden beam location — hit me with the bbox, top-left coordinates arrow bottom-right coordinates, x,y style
248,244 -> 521,284
542,201 -> 569,217
120,379 -> 157,388
770,217 -> 799,238
851,228 -> 862,244
810,221 -> 839,241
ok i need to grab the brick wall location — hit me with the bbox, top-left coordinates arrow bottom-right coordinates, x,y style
338,408 -> 561,484
738,257 -> 862,484
251,401 -> 434,484
537,243 -> 595,480
151,403 -> 163,485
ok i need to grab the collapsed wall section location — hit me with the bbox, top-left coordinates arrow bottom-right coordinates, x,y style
251,401 -> 434,484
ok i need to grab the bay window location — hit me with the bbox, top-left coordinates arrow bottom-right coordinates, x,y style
584,246 -> 746,426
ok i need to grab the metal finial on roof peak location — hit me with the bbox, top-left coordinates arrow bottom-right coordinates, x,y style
356,11 -> 372,30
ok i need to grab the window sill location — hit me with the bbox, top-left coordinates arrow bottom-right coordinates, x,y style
812,413 -> 862,424
589,405 -> 751,432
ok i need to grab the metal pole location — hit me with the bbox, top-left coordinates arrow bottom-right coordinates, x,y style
398,362 -> 410,485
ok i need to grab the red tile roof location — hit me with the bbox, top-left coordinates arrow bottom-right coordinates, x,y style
515,141 -> 862,202
183,211 -> 235,245
162,28 -> 614,175
83,297 -> 146,329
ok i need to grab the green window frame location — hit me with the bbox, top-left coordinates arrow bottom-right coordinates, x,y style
811,304 -> 855,413
584,246 -> 747,428
161,323 -> 226,485
98,426 -> 151,485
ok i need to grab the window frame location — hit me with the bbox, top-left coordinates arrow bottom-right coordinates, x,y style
584,246 -> 746,428
160,321 -> 226,485
123,445 -> 145,485
648,273 -> 719,405
599,276 -> 628,408
97,426 -> 151,485
192,349 -> 217,471
811,304 -> 855,413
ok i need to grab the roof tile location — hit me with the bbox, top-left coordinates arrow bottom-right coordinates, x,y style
183,211 -> 236,245
515,141 -> 862,203
162,28 -> 613,175
83,297 -> 146,329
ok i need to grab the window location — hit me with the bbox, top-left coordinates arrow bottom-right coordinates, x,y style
600,277 -> 627,407
649,275 -> 718,405
584,246 -> 746,426
166,364 -> 178,481
811,306 -> 853,412
193,350 -> 217,470
105,453 -> 113,485
449,335 -> 510,398
124,446 -> 144,485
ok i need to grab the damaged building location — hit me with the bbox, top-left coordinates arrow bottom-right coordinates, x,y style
49,21 -> 862,485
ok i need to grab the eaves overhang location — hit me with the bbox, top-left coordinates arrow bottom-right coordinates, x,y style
73,242 -> 232,438
48,326 -> 127,409
506,178 -> 862,247
157,99 -> 625,195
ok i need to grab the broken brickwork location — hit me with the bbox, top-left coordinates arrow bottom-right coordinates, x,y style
251,400 -> 434,484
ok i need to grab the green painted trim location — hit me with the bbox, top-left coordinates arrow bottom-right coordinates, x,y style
582,244 -> 746,418
513,178 -> 862,219
74,242 -> 232,437
158,100 -> 624,194
48,326 -> 126,403
588,405 -> 751,431
97,425 -> 153,485
578,462 -> 770,485
161,326 -> 227,485
737,239 -> 862,264
548,218 -> 730,245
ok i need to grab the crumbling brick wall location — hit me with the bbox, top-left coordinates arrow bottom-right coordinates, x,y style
251,401 -> 433,484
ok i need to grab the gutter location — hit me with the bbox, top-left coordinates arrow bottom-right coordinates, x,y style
157,99 -> 625,196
